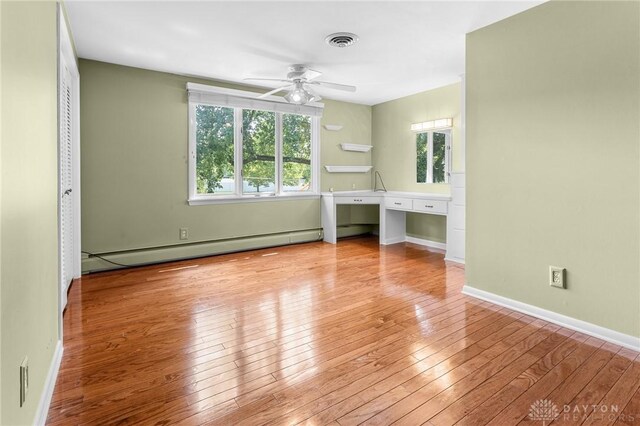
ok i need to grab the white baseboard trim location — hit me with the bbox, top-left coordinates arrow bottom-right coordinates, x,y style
462,285 -> 640,351
405,236 -> 446,251
34,340 -> 63,426
444,256 -> 465,265
380,236 -> 406,245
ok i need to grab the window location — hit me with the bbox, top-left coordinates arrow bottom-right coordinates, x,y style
242,109 -> 276,193
282,114 -> 312,192
416,130 -> 451,184
195,105 -> 235,194
188,83 -> 321,204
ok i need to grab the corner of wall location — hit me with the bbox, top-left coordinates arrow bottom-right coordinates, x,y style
1,2 -> 60,424
465,0 -> 640,338
370,82 -> 462,242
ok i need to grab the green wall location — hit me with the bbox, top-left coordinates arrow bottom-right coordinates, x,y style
1,2 -> 60,424
80,61 -> 462,265
372,83 -> 461,243
80,60 -> 372,269
320,98 -> 377,232
466,1 -> 640,337
320,99 -> 372,192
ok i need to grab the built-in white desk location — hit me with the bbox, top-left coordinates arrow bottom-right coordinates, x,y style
321,190 -> 452,246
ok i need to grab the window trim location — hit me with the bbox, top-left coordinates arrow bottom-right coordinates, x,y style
187,82 -> 324,115
187,86 -> 321,205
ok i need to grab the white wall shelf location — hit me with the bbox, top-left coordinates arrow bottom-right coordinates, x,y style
323,124 -> 343,131
340,143 -> 373,153
324,165 -> 372,173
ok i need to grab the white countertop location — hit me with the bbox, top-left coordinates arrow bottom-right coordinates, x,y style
321,190 -> 451,201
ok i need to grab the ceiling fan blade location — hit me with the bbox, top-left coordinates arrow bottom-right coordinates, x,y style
258,85 -> 292,99
302,68 -> 322,81
244,78 -> 292,83
309,81 -> 356,92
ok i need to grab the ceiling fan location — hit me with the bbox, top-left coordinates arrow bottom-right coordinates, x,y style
244,65 -> 356,105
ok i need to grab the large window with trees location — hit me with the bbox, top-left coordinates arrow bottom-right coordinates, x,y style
188,83 -> 321,204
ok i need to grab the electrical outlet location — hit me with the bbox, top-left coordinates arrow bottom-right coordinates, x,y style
179,228 -> 188,240
549,266 -> 566,289
19,356 -> 29,407
352,183 -> 356,189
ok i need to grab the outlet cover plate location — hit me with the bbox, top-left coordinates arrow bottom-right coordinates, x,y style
179,228 -> 188,240
549,266 -> 566,289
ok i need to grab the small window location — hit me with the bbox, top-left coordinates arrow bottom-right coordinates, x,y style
416,130 -> 451,184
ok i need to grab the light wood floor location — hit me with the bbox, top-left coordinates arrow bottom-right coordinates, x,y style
47,237 -> 640,425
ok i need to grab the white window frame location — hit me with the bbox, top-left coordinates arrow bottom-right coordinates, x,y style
418,129 -> 452,184
187,84 -> 321,205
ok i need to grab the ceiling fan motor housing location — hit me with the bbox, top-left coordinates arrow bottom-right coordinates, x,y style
287,64 -> 309,81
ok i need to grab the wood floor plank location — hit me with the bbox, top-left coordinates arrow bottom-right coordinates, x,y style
204,303 -> 494,425
45,237 -> 639,425
294,314 -> 524,423
475,342 -> 620,426
259,309 -> 511,425
281,311 -> 524,425
614,387 -> 640,425
443,332 -> 591,426
338,319 -> 552,425
391,326 -> 570,426
550,348 -> 638,426
475,335 -> 602,426
581,354 -> 640,426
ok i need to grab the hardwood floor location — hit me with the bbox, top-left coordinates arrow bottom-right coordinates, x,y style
47,236 -> 640,425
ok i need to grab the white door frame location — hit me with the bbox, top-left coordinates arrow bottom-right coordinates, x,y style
58,4 -> 81,331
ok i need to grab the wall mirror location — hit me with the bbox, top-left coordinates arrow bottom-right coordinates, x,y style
416,129 -> 451,184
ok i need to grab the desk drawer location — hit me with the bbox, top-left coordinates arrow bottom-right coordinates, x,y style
385,197 -> 413,211
335,196 -> 380,205
413,199 -> 448,215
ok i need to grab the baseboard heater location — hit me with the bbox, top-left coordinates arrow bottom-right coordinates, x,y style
82,229 -> 323,273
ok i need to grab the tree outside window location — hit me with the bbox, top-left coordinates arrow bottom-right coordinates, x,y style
194,104 -> 314,196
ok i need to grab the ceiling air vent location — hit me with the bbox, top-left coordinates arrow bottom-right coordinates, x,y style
325,32 -> 359,48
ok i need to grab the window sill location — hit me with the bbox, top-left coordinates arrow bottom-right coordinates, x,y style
188,193 -> 320,206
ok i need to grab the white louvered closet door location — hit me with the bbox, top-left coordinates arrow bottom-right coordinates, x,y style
60,64 -> 74,309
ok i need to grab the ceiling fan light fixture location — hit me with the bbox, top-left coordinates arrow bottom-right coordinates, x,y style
285,82 -> 318,105
285,87 -> 307,105
250,65 -> 352,104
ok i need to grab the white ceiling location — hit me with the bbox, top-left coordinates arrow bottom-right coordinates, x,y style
66,1 -> 543,105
